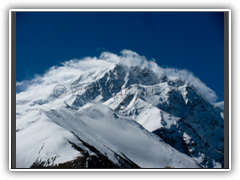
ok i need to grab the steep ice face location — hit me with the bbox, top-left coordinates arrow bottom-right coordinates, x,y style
123,66 -> 160,88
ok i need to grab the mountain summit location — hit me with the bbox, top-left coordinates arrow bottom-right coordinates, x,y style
16,63 -> 224,168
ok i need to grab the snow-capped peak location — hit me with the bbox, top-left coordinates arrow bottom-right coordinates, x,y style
16,63 -> 224,169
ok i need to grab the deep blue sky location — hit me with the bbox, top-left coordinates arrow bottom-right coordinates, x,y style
16,12 -> 224,101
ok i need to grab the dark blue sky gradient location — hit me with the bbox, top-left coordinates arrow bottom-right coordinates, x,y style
16,12 -> 224,101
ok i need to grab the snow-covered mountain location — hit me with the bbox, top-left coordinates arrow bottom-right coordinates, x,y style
16,63 -> 224,168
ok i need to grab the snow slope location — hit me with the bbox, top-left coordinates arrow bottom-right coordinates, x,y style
16,102 -> 200,168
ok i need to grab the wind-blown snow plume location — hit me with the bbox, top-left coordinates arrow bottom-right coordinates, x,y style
16,50 -> 218,102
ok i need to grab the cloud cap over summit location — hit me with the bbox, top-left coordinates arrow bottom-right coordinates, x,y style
17,50 -> 219,103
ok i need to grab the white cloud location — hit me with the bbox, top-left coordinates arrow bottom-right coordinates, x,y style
16,50 -> 219,103
213,101 -> 224,110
